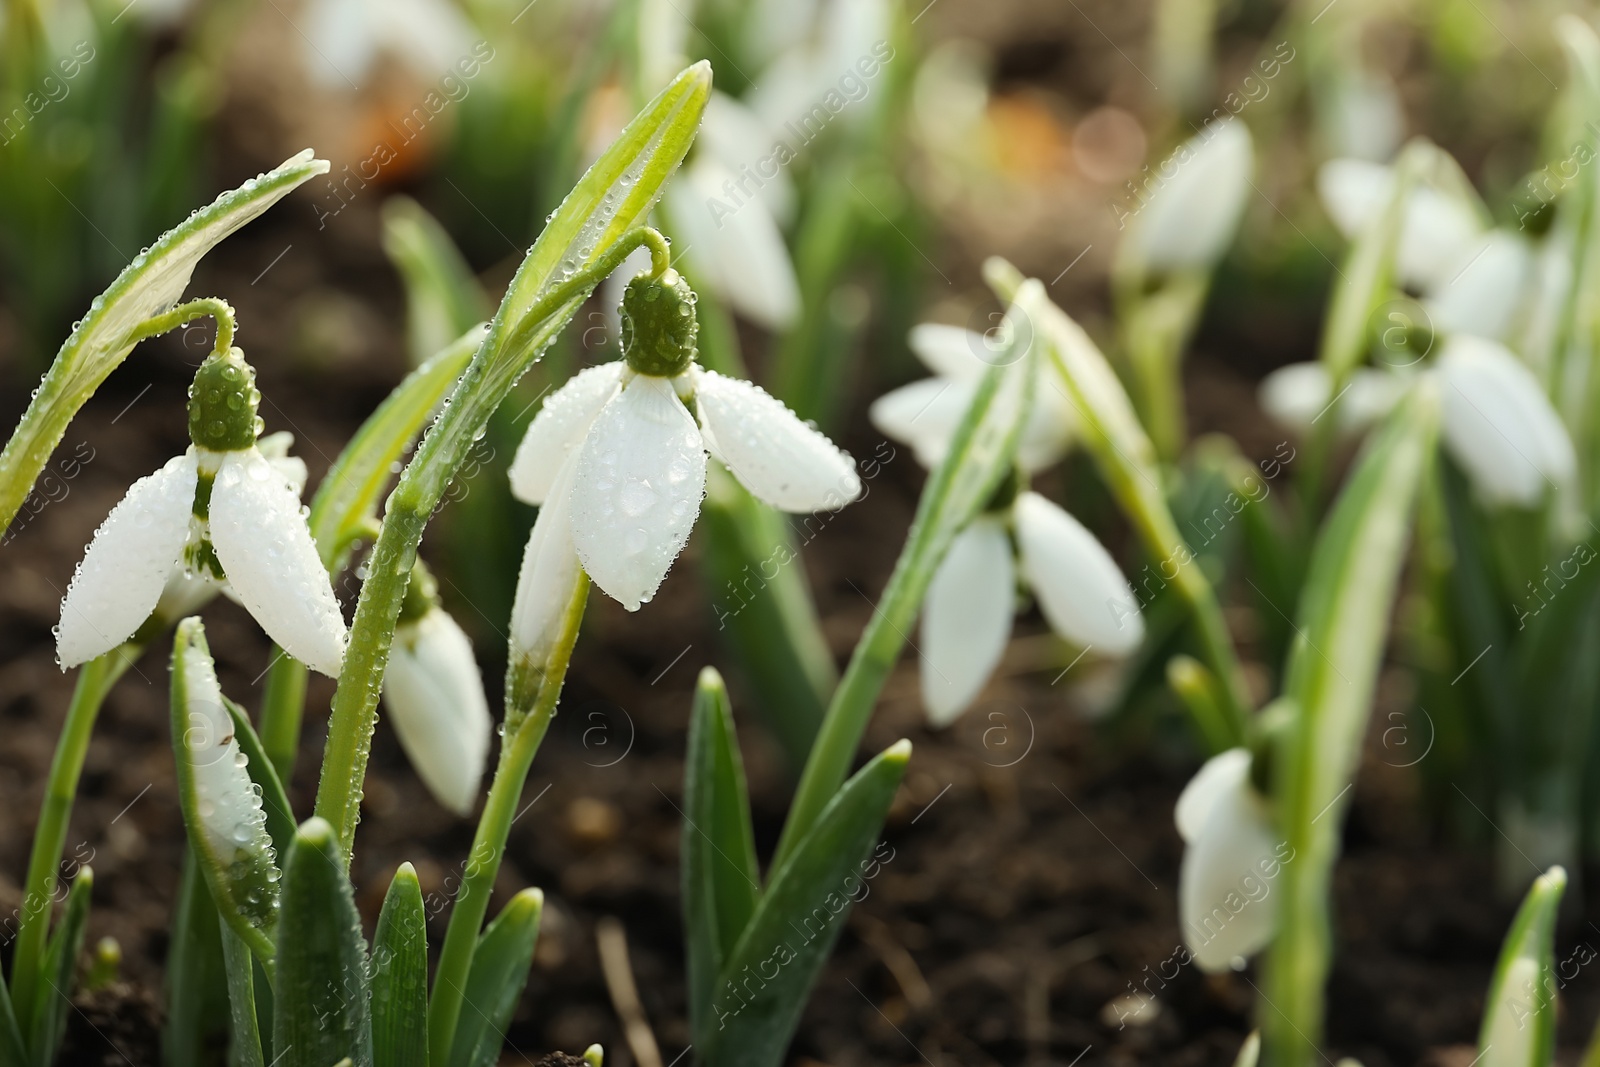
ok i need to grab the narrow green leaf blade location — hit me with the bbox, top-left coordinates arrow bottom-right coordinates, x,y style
0,150 -> 328,534
1480,866 -> 1566,1067
0,963 -> 27,1067
445,889 -> 543,1067
371,864 -> 429,1067
27,866 -> 91,1067
682,668 -> 762,1043
273,818 -> 373,1067
219,925 -> 266,1067
381,197 -> 492,368
169,620 -> 280,962
162,852 -> 229,1067
703,741 -> 910,1067
1263,382 -> 1441,1067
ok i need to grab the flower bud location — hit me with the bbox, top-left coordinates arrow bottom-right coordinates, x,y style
621,269 -> 699,377
187,347 -> 262,452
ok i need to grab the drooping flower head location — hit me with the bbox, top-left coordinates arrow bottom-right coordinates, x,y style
58,348 -> 347,675
508,267 -> 862,625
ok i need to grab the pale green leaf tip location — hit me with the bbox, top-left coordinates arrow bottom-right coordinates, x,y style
294,816 -> 338,851
282,147 -> 332,177
582,1045 -> 604,1067
696,665 -> 725,693
72,865 -> 94,890
885,739 -> 913,763
393,861 -> 420,886
1536,865 -> 1568,896
507,886 -> 545,917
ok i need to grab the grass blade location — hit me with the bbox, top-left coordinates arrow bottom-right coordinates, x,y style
445,889 -> 543,1067
1479,866 -> 1566,1067
219,925 -> 266,1067
371,864 -> 429,1067
27,867 -> 91,1067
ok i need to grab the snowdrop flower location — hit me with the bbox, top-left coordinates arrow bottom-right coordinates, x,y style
920,488 -> 1143,725
1316,158 -> 1485,294
870,322 -> 1075,473
1257,362 -> 1406,437
1436,335 -> 1575,508
58,349 -> 347,675
1176,748 -> 1283,973
302,0 -> 477,89
382,565 -> 490,816
1124,119 -> 1254,274
508,268 -> 861,613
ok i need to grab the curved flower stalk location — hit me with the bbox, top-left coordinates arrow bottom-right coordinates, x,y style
508,268 -> 861,612
1261,336 -> 1574,509
382,563 -> 491,816
1175,747 -> 1283,972
56,346 -> 347,676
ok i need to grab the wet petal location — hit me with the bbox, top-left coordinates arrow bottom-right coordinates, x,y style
510,456 -> 582,663
383,609 -> 491,816
920,518 -> 1015,727
509,362 -> 626,505
1014,491 -> 1143,655
58,452 -> 198,668
1437,336 -> 1575,507
209,449 -> 348,675
695,369 -> 861,511
570,376 -> 707,610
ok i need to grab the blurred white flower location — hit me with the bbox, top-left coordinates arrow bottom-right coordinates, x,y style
1436,335 -> 1575,508
1316,158 -> 1484,293
302,0 -> 476,89
1176,748 -> 1282,973
919,491 -> 1143,726
1125,119 -> 1255,273
1427,230 -> 1534,342
509,271 -> 860,611
1257,362 -> 1406,437
383,606 -> 491,816
57,354 -> 346,675
870,323 -> 1075,473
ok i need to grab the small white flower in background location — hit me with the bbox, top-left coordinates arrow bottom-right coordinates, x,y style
1436,335 -> 1575,508
57,350 -> 347,675
920,491 -> 1144,726
1175,748 -> 1282,973
302,0 -> 476,89
1124,119 -> 1255,273
1257,362 -> 1406,438
741,0 -> 891,137
870,322 -> 1075,473
871,321 -> 1140,725
381,566 -> 490,816
509,269 -> 860,614
1316,158 -> 1489,294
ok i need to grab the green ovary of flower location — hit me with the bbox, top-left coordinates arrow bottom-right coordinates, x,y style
187,348 -> 264,452
621,268 -> 699,377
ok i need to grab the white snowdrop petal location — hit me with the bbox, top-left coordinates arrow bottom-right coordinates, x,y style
908,324 -> 988,381
1175,747 -> 1252,844
1014,491 -> 1143,655
1437,336 -> 1575,507
511,457 -> 583,663
667,159 -> 801,331
58,452 -> 198,668
303,0 -> 377,86
509,362 -> 626,505
1133,119 -> 1254,271
920,518 -> 1015,728
383,609 -> 491,816
570,376 -> 708,610
1258,363 -> 1401,437
209,450 -> 348,676
374,0 -> 476,82
1019,385 -> 1076,473
700,92 -> 797,224
868,377 -> 979,470
1180,773 -> 1281,972
1316,159 -> 1482,290
695,369 -> 861,512
1425,229 -> 1532,342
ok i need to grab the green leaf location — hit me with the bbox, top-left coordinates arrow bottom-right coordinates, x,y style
1480,866 -> 1566,1067
682,668 -> 762,1044
0,150 -> 328,535
222,697 -> 295,866
371,864 -> 429,1067
273,818 -> 372,1067
702,741 -> 910,1067
169,620 -> 281,963
1262,382 -> 1441,1067
307,328 -> 482,574
27,866 -> 91,1067
0,964 -> 27,1067
381,197 -> 491,368
698,468 -> 834,768
162,852 -> 230,1067
445,889 -> 543,1067
219,925 -> 266,1067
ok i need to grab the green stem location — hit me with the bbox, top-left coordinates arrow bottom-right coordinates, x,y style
258,649 -> 308,782
427,576 -> 588,1067
125,297 -> 236,354
10,644 -> 137,1030
313,229 -> 667,865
